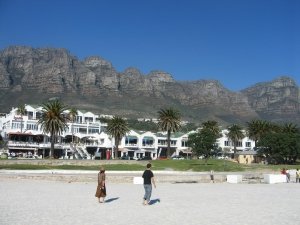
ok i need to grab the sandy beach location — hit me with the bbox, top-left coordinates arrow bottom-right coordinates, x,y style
1,174 -> 300,225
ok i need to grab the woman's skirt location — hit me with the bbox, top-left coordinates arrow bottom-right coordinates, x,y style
95,185 -> 107,198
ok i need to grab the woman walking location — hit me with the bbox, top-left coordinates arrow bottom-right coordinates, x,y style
296,168 -> 300,183
95,166 -> 106,203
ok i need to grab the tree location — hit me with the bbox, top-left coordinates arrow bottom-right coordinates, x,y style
106,116 -> 130,159
68,107 -> 78,143
227,124 -> 245,154
281,123 -> 299,134
256,122 -> 300,164
157,107 -> 181,158
38,100 -> 69,158
181,122 -> 198,132
202,120 -> 221,137
17,104 -> 26,133
0,134 -> 3,148
246,120 -> 271,145
188,127 -> 219,164
257,132 -> 300,164
127,119 -> 158,132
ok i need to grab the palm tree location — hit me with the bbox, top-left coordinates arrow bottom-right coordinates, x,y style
281,122 -> 299,134
106,116 -> 130,159
247,120 -> 267,145
227,124 -> 245,154
38,100 -> 69,158
202,120 -> 221,137
17,104 -> 26,133
68,107 -> 78,143
246,120 -> 278,146
157,107 -> 181,158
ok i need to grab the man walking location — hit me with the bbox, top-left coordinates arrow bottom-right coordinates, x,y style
142,163 -> 156,205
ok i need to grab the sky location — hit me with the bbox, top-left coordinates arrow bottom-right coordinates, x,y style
0,0 -> 299,91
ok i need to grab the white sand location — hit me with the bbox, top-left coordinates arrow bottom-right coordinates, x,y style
1,178 -> 300,225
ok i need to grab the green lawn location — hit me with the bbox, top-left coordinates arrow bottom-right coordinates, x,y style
151,159 -> 244,172
1,159 -> 298,172
0,163 -> 145,171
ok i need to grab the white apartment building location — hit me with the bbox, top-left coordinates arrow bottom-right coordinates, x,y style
0,104 -> 256,160
0,104 -> 107,159
216,129 -> 255,153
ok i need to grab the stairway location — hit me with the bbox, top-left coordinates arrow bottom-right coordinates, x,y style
77,145 -> 91,159
69,143 -> 91,159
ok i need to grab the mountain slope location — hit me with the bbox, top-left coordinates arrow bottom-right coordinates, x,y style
0,46 -> 299,125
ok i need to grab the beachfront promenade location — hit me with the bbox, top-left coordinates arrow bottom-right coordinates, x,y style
0,170 -> 300,225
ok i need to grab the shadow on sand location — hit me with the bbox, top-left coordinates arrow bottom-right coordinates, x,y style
148,198 -> 160,205
173,181 -> 198,184
105,197 -> 119,203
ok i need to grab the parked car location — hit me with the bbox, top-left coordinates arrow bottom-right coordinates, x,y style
158,156 -> 168,160
172,155 -> 184,160
0,152 -> 8,159
94,148 -> 101,160
120,155 -> 134,160
138,156 -> 152,161
216,155 -> 229,160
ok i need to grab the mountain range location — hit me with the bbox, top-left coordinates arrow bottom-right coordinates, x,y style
0,46 -> 299,125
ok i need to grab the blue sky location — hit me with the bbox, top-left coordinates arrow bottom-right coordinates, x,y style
0,0 -> 299,91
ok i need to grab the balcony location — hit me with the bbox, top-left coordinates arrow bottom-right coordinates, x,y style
7,141 -> 39,150
124,143 -> 138,147
157,143 -> 177,147
142,144 -> 154,148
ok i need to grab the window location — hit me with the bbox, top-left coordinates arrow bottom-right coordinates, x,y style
72,127 -> 79,133
125,136 -> 138,145
26,123 -> 38,130
236,141 -> 243,147
12,122 -> 20,129
224,141 -> 230,146
88,128 -> 100,134
36,112 -> 42,119
171,140 -> 177,146
142,138 -> 154,146
84,117 -> 93,123
246,142 -> 251,148
158,139 -> 167,145
28,111 -> 33,119
181,139 -> 188,147
79,128 -> 87,133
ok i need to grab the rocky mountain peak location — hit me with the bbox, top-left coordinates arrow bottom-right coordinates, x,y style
241,76 -> 300,117
270,76 -> 297,87
0,46 -> 33,56
83,56 -> 112,69
0,46 -> 299,125
123,67 -> 142,77
148,70 -> 174,83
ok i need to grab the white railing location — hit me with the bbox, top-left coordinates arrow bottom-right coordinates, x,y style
125,143 -> 138,147
157,144 -> 177,147
8,141 -> 39,148
69,143 -> 92,159
70,144 -> 83,159
77,145 -> 91,159
142,144 -> 154,148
